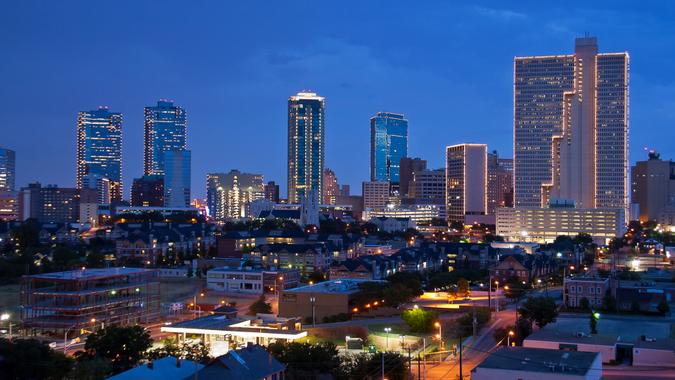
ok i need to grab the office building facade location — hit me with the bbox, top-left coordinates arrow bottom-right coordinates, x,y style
264,181 -> 280,203
631,151 -> 675,222
362,181 -> 390,211
0,148 -> 16,191
370,112 -> 408,190
514,37 -> 629,211
323,168 -> 339,205
164,150 -> 191,208
76,107 -> 123,201
399,157 -> 427,197
144,100 -> 187,176
131,175 -> 164,207
446,144 -> 488,222
288,92 -> 325,204
18,183 -> 81,223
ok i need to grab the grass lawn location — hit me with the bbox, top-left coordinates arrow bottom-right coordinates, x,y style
297,335 -> 346,346
368,323 -> 409,336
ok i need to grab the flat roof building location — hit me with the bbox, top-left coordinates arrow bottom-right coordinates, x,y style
21,267 -> 160,335
472,347 -> 601,380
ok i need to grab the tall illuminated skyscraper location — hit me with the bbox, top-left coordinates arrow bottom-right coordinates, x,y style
370,112 -> 408,190
514,36 -> 629,211
445,144 -> 487,223
0,148 -> 15,191
76,107 -> 123,201
287,91 -> 325,204
144,100 -> 187,176
164,150 -> 191,208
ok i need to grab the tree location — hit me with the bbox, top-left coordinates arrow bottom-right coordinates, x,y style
80,326 -> 152,374
268,342 -> 339,380
504,277 -> 529,301
514,318 -> 532,345
589,311 -> 599,334
383,283 -> 414,308
657,299 -> 670,315
339,352 -> 408,380
579,297 -> 590,311
457,278 -> 470,299
52,246 -> 80,270
86,250 -> 106,268
573,233 -> 594,246
247,294 -> 272,315
387,272 -> 423,297
0,338 -> 73,380
146,338 -> 211,363
68,357 -> 112,380
518,296 -> 558,328
401,308 -> 436,333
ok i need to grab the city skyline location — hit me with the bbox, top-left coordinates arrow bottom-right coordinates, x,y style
3,2 -> 675,199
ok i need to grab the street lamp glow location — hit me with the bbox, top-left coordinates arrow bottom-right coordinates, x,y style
593,312 -> 600,319
0,314 -> 9,321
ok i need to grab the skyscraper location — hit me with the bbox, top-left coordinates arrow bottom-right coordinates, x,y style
446,144 -> 487,222
144,100 -> 187,176
131,175 -> 164,207
514,36 -> 629,211
487,152 -> 514,213
76,107 -> 123,201
264,181 -> 280,203
0,148 -> 16,191
631,150 -> 675,222
287,91 -> 325,204
164,150 -> 191,208
370,112 -> 408,190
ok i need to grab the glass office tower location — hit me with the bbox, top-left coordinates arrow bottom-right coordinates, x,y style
164,150 -> 191,208
76,107 -> 123,201
144,100 -> 187,176
370,112 -> 408,189
287,91 -> 325,204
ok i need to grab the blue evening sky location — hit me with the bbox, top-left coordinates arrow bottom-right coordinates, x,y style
2,1 -> 674,198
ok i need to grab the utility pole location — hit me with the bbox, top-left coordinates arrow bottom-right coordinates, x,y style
488,275 -> 492,310
459,335 -> 463,380
417,353 -> 421,380
381,351 -> 385,380
407,347 -> 412,378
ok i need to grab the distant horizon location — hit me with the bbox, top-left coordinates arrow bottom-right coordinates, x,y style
3,2 -> 674,199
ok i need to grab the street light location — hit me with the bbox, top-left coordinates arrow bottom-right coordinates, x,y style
384,327 -> 392,350
310,296 -> 316,327
434,322 -> 443,349
494,281 -> 500,312
508,330 -> 514,347
1,314 -> 11,339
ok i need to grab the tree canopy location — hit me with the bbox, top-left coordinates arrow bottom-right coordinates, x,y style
518,296 -> 558,328
80,326 -> 152,374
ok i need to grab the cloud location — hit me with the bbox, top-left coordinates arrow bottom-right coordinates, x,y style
474,6 -> 527,21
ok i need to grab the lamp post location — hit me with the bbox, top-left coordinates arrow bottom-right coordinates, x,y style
434,321 -> 443,350
494,281 -> 500,312
507,330 -> 514,347
384,327 -> 391,350
310,296 -> 316,327
1,314 -> 11,340
276,276 -> 284,296
63,324 -> 78,354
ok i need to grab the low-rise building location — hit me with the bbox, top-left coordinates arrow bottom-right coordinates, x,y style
563,277 -> 610,309
369,216 -> 415,233
251,243 -> 331,274
161,313 -> 305,357
206,267 -> 299,294
279,279 -> 382,322
472,347 -> 602,380
193,344 -> 285,380
108,356 -> 204,380
496,206 -> 626,244
490,254 -> 556,284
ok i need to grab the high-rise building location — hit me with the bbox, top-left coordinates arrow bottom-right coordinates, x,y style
631,151 -> 675,222
370,112 -> 408,190
287,91 -> 325,204
446,144 -> 487,222
164,150 -> 191,208
0,148 -> 16,191
487,152 -> 514,213
76,107 -> 123,201
339,184 -> 350,197
399,157 -> 427,197
18,183 -> 81,223
514,37 -> 629,211
323,168 -> 339,205
264,181 -> 280,204
206,170 -> 264,219
131,175 -> 164,207
362,181 -> 390,211
0,191 -> 18,221
81,174 -> 111,206
410,169 -> 445,205
144,100 -> 187,176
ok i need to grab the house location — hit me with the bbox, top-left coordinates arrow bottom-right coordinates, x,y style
369,216 -> 416,233
563,277 -> 610,309
193,344 -> 285,380
107,356 -> 203,380
490,254 -> 556,283
472,347 -> 601,380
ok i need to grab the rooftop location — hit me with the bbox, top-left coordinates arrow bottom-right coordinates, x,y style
194,344 -> 285,380
24,267 -> 155,281
283,279 -> 383,294
107,356 -> 203,380
525,329 -> 619,346
475,347 -> 599,375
